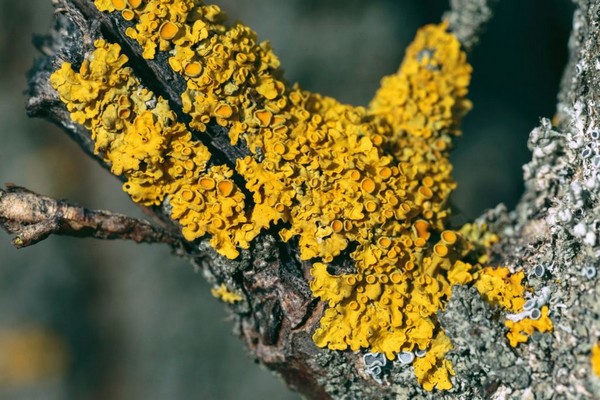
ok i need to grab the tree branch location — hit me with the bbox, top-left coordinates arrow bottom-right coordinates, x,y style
445,0 -> 498,51
0,184 -> 185,251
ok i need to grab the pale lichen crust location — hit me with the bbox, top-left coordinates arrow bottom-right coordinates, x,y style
50,0 -> 553,392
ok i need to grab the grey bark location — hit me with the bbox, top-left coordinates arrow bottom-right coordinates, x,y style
3,0 -> 599,398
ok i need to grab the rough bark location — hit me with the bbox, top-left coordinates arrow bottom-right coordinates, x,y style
490,0 -> 600,397
2,0 -> 599,398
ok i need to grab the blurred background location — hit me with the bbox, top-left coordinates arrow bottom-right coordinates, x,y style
0,1 -> 573,399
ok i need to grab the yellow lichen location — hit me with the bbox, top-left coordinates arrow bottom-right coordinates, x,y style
459,222 -> 500,264
211,283 -> 243,303
413,331 -> 455,391
592,343 -> 600,377
47,1 -> 554,391
474,266 -> 526,313
369,22 -> 471,140
447,260 -> 475,285
504,306 -> 553,347
94,0 -> 116,12
474,266 -> 553,347
50,40 -> 246,258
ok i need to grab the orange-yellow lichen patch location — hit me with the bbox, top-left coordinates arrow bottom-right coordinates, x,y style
55,1 -> 553,391
370,21 -> 471,140
592,343 -> 600,377
170,165 -> 247,258
211,283 -> 243,303
309,229 -> 469,365
413,331 -> 455,391
460,222 -> 500,264
473,265 -> 553,347
128,0 -> 143,8
474,266 -> 526,313
61,6 -> 475,388
122,9 -> 136,21
441,230 -> 457,245
94,0 -> 116,12
111,0 -> 127,10
50,40 -> 246,258
504,306 -> 553,347
447,260 -> 475,285
159,21 -> 180,40
184,62 -> 203,77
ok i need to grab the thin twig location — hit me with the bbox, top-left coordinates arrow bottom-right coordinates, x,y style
0,184 -> 185,250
